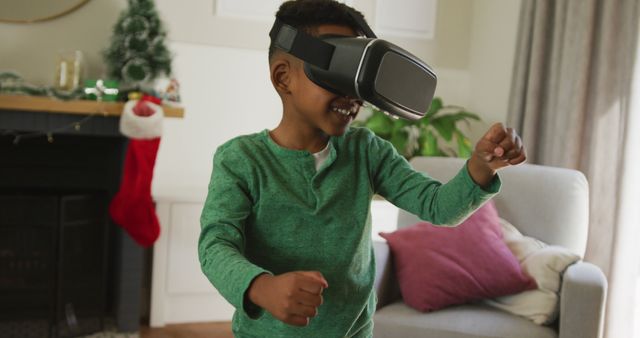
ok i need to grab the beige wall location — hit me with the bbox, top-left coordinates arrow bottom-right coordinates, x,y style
0,0 -> 88,22
0,0 -> 127,86
377,0 -> 473,70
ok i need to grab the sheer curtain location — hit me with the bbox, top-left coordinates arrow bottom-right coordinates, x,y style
619,29 -> 640,337
507,1 -> 640,337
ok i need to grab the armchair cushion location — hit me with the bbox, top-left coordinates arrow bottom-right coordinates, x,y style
379,201 -> 536,312
374,302 -> 558,338
485,219 -> 580,325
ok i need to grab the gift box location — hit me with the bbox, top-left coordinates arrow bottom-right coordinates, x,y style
84,79 -> 119,101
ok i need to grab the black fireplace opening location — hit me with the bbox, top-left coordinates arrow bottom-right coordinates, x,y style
0,131 -> 145,338
0,191 -> 109,338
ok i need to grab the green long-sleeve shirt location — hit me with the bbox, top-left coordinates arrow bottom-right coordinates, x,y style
199,127 -> 500,338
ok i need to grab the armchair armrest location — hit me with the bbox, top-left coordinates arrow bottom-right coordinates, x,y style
373,240 -> 401,309
559,261 -> 607,338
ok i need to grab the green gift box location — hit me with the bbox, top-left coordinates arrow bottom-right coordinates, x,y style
84,79 -> 119,101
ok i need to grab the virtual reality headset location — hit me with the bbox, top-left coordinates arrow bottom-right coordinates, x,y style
269,11 -> 437,121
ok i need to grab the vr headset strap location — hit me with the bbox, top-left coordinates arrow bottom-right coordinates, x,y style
269,18 -> 335,70
347,9 -> 377,38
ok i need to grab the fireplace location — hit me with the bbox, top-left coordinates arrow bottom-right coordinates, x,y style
0,191 -> 108,337
0,108 -> 146,337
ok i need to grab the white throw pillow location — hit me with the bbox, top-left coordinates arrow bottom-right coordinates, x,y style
484,218 -> 581,325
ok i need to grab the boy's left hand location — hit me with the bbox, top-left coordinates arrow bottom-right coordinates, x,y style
467,123 -> 526,188
474,123 -> 526,170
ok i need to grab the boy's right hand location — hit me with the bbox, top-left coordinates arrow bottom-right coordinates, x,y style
247,271 -> 328,327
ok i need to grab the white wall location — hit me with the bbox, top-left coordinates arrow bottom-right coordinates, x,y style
467,0 -> 522,142
152,42 -> 281,198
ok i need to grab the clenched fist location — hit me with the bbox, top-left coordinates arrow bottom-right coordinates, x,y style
247,271 -> 328,327
468,123 -> 526,187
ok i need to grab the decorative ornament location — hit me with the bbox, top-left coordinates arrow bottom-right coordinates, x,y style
128,91 -> 143,101
153,77 -> 181,103
84,79 -> 119,101
109,95 -> 164,247
54,50 -> 84,91
119,97 -> 163,138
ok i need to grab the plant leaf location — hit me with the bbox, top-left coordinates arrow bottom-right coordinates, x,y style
425,97 -> 443,120
419,129 -> 440,157
430,116 -> 456,141
430,110 -> 482,142
454,130 -> 473,158
365,110 -> 394,137
391,117 -> 413,134
363,96 -> 481,160
446,111 -> 481,122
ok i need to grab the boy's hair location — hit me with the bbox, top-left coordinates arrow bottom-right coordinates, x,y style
268,0 -> 368,61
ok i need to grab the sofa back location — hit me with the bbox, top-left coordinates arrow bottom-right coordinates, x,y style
396,156 -> 589,256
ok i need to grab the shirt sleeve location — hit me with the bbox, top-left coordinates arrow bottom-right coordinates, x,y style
367,131 -> 501,226
199,144 -> 271,319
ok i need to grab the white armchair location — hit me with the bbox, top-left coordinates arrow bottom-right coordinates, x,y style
373,157 -> 607,338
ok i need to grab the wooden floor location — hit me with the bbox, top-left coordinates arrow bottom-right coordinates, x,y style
140,322 -> 233,338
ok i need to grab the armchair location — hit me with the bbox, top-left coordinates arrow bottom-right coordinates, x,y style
373,157 -> 607,338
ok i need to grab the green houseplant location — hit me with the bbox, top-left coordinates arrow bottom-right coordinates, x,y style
354,97 -> 480,159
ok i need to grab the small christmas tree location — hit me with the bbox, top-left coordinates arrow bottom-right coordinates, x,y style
104,0 -> 172,89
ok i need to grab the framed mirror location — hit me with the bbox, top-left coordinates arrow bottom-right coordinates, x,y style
0,0 -> 90,24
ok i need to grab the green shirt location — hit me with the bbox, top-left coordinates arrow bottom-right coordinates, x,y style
199,127 -> 500,338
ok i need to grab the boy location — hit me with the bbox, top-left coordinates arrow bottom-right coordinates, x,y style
199,1 -> 526,337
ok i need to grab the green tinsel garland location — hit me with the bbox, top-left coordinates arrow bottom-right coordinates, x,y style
0,71 -> 85,100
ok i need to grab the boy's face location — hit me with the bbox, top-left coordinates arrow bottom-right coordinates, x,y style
278,24 -> 363,137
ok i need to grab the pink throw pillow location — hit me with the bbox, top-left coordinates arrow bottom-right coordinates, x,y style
379,201 -> 536,312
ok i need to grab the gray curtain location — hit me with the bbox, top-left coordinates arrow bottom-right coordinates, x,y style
508,0 -> 640,337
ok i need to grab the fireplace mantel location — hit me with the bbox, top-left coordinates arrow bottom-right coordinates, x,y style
0,94 -> 184,137
0,94 -> 184,118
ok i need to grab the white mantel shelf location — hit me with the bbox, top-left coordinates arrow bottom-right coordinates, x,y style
0,94 -> 185,118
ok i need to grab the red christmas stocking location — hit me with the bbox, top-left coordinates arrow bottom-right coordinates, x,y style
109,97 -> 164,247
